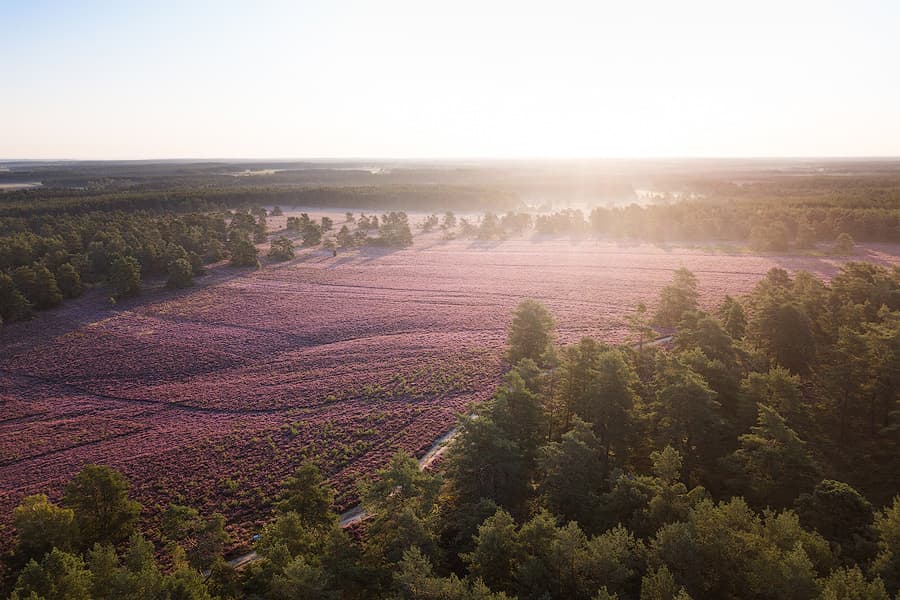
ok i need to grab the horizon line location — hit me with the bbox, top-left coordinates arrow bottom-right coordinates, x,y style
4,155 -> 900,163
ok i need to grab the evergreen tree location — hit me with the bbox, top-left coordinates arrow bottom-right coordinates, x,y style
577,348 -> 639,467
336,225 -> 354,248
360,452 -> 442,566
301,222 -> 324,246
819,567 -> 889,600
821,326 -> 871,443
749,300 -> 816,374
873,496 -> 900,595
445,413 -> 529,514
507,298 -> 555,365
0,271 -> 31,321
378,212 -> 414,246
649,498 -> 830,599
229,238 -> 260,267
724,404 -> 820,508
12,494 -> 79,565
835,232 -> 855,255
491,364 -> 545,467
55,263 -> 84,298
109,255 -> 141,298
63,465 -> 142,548
716,295 -> 747,339
13,264 -> 62,309
537,418 -> 606,529
166,257 -> 194,288
627,302 -> 655,356
739,366 -> 803,427
654,268 -> 699,328
640,565 -> 692,600
651,357 -> 721,485
796,480 -> 876,564
395,547 -> 509,600
11,548 -> 93,600
267,236 -> 295,261
462,508 -> 521,594
275,463 -> 336,529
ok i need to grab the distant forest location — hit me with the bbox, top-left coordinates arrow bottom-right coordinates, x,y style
1,159 -> 898,240
1,159 -> 898,327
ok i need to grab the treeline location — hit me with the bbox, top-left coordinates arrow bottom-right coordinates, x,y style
0,185 -> 517,218
0,210 -> 234,327
486,204 -> 897,246
420,206 -> 895,248
4,263 -> 898,599
1,465 -> 231,599
292,211 -> 414,249
0,208 -> 419,329
588,202 -> 898,247
0,208 -> 280,326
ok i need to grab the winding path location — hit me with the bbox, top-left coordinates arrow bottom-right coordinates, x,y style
223,334 -> 673,570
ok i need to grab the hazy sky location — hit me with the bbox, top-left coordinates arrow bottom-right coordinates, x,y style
2,0 -> 899,159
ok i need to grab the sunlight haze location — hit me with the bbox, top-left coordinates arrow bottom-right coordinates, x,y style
2,0 -> 899,159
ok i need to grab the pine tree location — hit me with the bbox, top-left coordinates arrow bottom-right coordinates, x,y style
725,403 -> 820,508
507,299 -> 554,365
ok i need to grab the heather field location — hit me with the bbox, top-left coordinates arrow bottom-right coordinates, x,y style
2,220 -> 898,552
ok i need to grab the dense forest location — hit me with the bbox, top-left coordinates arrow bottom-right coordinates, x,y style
0,208 -> 415,328
4,262 -> 898,599
2,159 -> 898,233
0,186 -> 516,218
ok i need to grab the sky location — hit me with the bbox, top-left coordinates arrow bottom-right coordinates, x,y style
1,0 -> 899,159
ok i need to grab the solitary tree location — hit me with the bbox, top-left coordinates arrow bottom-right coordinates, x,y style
229,239 -> 260,267
378,212 -> 414,247
336,225 -> 354,248
442,211 -> 457,230
301,223 -> 323,246
267,236 -> 295,261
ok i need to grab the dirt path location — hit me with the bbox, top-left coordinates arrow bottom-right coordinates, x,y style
223,334 -> 673,570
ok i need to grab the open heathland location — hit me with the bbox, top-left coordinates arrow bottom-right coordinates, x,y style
2,223 -> 898,553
